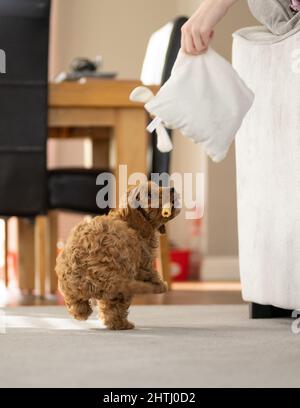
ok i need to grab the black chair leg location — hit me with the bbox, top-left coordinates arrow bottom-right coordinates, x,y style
250,303 -> 293,319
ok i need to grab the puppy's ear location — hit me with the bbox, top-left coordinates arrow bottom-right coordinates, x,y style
127,185 -> 142,209
158,225 -> 166,234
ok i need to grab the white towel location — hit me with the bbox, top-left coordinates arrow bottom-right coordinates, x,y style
131,48 -> 254,163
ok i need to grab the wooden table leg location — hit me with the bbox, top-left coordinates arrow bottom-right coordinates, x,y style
115,108 -> 147,202
35,216 -> 47,297
18,218 -> 35,293
92,131 -> 110,169
48,211 -> 58,295
3,218 -> 9,287
158,234 -> 172,288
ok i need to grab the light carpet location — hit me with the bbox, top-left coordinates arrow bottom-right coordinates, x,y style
0,305 -> 299,388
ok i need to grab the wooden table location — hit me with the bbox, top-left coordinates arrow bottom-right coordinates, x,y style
17,80 -> 169,296
49,80 -> 151,179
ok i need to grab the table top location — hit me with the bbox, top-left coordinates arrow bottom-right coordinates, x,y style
49,79 -> 159,109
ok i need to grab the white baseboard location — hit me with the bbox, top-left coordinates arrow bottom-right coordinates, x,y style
201,256 -> 240,282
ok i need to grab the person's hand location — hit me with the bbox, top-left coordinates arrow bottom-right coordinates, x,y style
181,0 -> 237,55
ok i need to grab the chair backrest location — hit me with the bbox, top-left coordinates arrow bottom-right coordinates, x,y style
0,0 -> 50,216
141,16 -> 188,177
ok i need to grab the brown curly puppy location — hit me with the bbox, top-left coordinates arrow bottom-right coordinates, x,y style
56,181 -> 180,330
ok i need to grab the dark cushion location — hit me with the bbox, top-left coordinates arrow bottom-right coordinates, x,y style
151,16 -> 188,176
0,0 -> 50,82
0,1 -> 50,216
48,168 -> 111,214
0,151 -> 47,217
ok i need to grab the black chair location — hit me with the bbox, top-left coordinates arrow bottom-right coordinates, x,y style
0,0 -> 50,290
0,0 -> 110,294
150,16 -> 188,177
48,168 -> 110,215
0,0 -> 50,217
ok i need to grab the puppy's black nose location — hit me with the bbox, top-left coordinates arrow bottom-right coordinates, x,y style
170,187 -> 175,193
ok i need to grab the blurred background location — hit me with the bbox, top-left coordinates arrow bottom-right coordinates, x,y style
0,0 -> 258,304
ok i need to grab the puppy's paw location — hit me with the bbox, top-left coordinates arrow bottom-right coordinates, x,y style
108,320 -> 135,330
120,321 -> 135,330
153,281 -> 169,294
68,300 -> 92,321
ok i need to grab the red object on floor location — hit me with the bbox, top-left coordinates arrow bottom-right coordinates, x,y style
170,249 -> 190,281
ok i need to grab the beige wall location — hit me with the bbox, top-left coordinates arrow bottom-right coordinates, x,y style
177,0 -> 200,16
50,0 -> 257,79
50,0 -> 176,79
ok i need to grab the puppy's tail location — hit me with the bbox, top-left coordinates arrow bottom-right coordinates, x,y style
66,299 -> 93,321
122,280 -> 164,295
